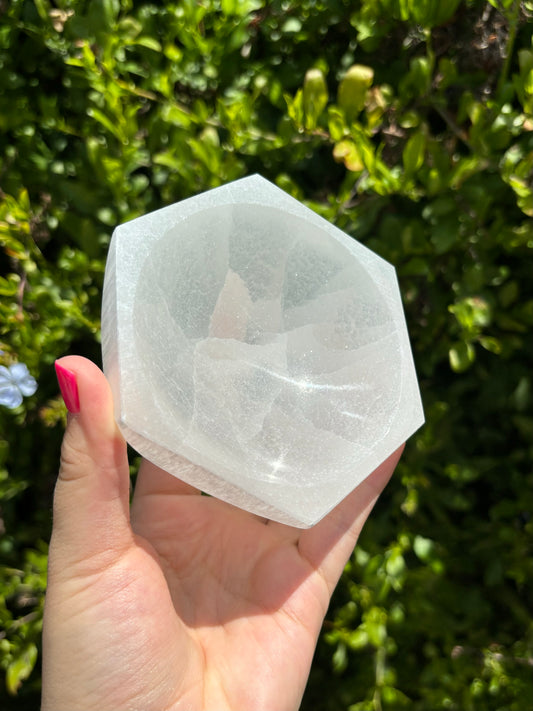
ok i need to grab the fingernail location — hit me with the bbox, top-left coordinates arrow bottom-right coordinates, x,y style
55,362 -> 80,414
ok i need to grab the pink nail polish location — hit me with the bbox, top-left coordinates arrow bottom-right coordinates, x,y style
55,362 -> 81,414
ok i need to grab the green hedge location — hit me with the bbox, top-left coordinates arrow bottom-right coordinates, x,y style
1,1 -> 532,708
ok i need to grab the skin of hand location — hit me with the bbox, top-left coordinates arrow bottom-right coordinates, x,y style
42,355 -> 404,711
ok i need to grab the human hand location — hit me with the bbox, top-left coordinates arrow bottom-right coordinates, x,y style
42,356 -> 403,711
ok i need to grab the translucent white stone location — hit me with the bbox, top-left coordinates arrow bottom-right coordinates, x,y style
101,175 -> 424,527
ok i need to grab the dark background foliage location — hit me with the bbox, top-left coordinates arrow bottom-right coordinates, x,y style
0,0 -> 532,709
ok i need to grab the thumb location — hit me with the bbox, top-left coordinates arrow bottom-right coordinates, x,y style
51,356 -> 132,572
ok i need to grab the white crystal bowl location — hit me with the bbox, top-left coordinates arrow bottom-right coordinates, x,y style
102,175 -> 424,527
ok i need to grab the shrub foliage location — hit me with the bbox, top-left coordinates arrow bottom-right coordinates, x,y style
1,1 -> 532,709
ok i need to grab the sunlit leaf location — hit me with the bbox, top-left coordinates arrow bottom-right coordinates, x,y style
338,64 -> 374,121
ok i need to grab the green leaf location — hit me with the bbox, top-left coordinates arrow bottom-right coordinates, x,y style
333,139 -> 364,172
479,336 -> 502,354
6,644 -> 38,695
449,297 -> 491,332
449,342 -> 476,372
385,551 -> 406,578
400,56 -> 432,98
430,224 -> 457,254
302,68 -> 328,131
281,17 -> 303,33
133,37 -> 162,52
32,0 -> 49,22
337,65 -> 374,121
413,535 -> 434,562
220,0 -> 257,14
382,685 -> 410,706
348,627 -> 369,650
327,107 -> 347,141
332,642 -> 348,673
409,0 -> 462,28
486,0 -> 515,9
284,90 -> 304,129
87,108 -> 125,142
364,607 -> 387,647
403,130 -> 426,177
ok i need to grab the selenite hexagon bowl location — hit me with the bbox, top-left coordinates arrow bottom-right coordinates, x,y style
101,175 -> 424,527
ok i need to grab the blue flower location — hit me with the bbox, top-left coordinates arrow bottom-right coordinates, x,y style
0,363 -> 38,409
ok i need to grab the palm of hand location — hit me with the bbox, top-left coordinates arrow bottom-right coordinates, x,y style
43,358 -> 401,711
126,478 -> 329,711
48,454 -> 385,711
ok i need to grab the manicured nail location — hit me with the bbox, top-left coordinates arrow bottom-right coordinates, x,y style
55,362 -> 80,414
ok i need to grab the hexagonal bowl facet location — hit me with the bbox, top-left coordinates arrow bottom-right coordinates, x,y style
101,175 -> 424,527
